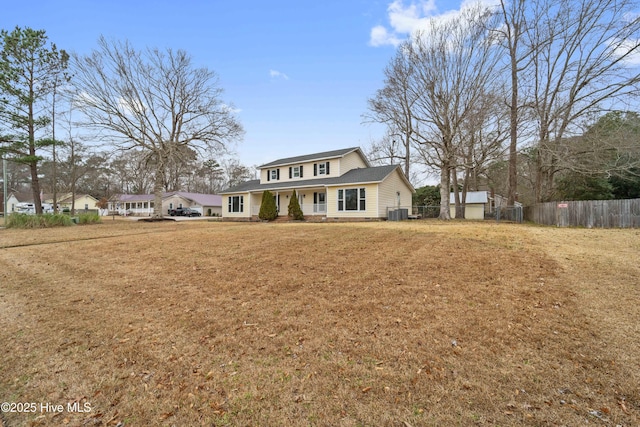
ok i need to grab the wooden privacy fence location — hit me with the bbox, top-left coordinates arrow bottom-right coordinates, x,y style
524,199 -> 640,228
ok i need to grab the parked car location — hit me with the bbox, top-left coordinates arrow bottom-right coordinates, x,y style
168,207 -> 201,217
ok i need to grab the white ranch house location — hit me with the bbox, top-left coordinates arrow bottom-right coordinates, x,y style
108,191 -> 222,216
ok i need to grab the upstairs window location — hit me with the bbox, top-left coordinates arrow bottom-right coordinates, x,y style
289,165 -> 304,178
314,162 -> 330,176
267,169 -> 280,181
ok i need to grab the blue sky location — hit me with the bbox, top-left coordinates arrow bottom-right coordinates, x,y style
1,0 -> 472,169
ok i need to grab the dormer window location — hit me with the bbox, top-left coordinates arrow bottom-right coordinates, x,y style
289,165 -> 303,179
267,169 -> 280,181
314,162 -> 330,176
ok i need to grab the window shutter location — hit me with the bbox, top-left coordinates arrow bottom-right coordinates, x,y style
300,165 -> 303,177
267,170 -> 270,181
276,169 -> 280,180
314,164 -> 317,176
313,192 -> 317,204
289,167 -> 292,179
326,162 -> 330,175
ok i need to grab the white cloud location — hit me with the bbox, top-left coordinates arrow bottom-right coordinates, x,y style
369,0 -> 500,47
370,25 -> 402,47
612,38 -> 640,66
388,0 -> 436,34
269,69 -> 289,80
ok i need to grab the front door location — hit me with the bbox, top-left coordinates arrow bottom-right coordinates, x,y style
274,193 -> 280,214
313,192 -> 326,213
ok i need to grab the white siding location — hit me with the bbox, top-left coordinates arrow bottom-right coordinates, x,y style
258,150 -> 368,185
326,183 -> 378,218
338,151 -> 368,176
377,169 -> 414,217
223,193 -> 251,218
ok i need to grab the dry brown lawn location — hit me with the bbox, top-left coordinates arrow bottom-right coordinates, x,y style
0,219 -> 638,426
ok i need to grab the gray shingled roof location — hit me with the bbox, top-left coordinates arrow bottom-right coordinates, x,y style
221,164 -> 404,194
258,147 -> 362,168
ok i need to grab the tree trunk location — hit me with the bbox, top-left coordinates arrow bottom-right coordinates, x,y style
404,133 -> 411,180
70,141 -> 77,215
438,163 -> 451,220
28,84 -> 43,215
453,169 -> 464,219
507,73 -> 518,205
29,162 -> 42,215
52,140 -> 57,214
52,83 -> 58,214
504,0 -> 522,207
153,161 -> 165,218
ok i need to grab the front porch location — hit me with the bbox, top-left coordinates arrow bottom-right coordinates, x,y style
250,201 -> 326,217
249,188 -> 327,218
107,200 -> 154,216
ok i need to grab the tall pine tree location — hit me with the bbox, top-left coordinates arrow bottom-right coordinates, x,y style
0,27 -> 68,214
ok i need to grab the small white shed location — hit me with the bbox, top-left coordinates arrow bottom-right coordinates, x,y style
449,191 -> 488,220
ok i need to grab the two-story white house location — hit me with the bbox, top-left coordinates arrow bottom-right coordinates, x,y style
220,147 -> 414,221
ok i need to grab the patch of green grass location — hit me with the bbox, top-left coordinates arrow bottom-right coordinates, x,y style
7,213 -> 74,228
77,212 -> 101,224
5,212 -> 101,228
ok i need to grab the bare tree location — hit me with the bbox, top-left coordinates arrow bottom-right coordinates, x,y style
559,111 -> 640,177
407,5 -> 502,219
496,0 -> 531,206
365,47 -> 418,180
366,133 -> 405,165
222,158 -> 254,189
161,145 -> 198,191
72,37 -> 243,217
523,0 -> 640,202
107,150 -> 155,195
455,89 -> 510,214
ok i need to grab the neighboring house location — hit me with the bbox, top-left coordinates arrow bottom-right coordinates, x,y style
108,191 -> 222,216
163,191 -> 222,216
43,193 -> 99,213
220,147 -> 414,221
4,191 -> 100,214
5,192 -> 34,213
109,194 -> 155,216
